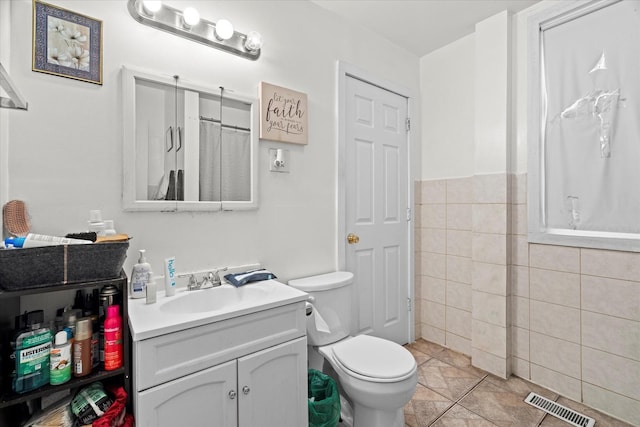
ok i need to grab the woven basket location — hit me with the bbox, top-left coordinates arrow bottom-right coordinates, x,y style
0,241 -> 129,291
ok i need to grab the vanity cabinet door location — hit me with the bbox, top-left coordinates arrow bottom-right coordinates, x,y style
237,337 -> 308,427
136,360 -> 238,427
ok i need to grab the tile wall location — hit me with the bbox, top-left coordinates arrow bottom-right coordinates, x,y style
415,173 -> 640,425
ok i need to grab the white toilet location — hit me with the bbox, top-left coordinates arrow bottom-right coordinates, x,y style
289,271 -> 417,427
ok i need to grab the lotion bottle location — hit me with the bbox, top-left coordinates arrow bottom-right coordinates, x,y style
130,249 -> 151,299
50,331 -> 71,385
103,305 -> 123,371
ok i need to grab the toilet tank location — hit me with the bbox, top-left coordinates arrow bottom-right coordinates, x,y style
288,271 -> 353,346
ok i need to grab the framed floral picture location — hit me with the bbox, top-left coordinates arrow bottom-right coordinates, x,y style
32,0 -> 102,85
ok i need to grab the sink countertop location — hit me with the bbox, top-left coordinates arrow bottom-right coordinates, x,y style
127,279 -> 309,341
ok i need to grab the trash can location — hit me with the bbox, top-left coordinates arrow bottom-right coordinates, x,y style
308,369 -> 341,427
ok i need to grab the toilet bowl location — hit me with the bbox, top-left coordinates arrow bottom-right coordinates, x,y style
288,272 -> 417,427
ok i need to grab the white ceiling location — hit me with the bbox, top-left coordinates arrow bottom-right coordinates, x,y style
310,0 -> 541,57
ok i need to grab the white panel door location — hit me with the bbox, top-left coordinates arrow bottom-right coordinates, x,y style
345,75 -> 410,344
237,337 -> 308,427
136,359 -> 237,427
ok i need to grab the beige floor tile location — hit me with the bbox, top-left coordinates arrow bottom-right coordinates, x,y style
417,358 -> 484,401
484,374 -> 558,401
404,383 -> 454,427
458,380 -> 547,427
431,404 -> 499,426
405,344 -> 432,366
410,338 -> 447,357
432,348 -> 487,378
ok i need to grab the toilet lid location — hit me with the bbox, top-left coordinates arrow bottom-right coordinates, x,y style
331,335 -> 416,380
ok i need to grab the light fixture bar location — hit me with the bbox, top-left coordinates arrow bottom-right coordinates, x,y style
127,0 -> 261,60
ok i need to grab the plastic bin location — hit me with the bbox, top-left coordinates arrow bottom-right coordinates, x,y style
308,369 -> 341,427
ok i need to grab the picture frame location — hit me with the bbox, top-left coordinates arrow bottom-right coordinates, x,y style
259,82 -> 308,145
32,0 -> 103,85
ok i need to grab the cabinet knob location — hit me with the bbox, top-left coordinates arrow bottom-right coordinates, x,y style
228,390 -> 236,399
242,386 -> 250,395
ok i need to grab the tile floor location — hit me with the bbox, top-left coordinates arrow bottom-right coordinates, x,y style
403,339 -> 635,427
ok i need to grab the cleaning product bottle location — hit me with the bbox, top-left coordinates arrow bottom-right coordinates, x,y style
50,331 -> 71,385
130,249 -> 151,299
103,305 -> 123,371
73,318 -> 92,377
13,310 -> 53,393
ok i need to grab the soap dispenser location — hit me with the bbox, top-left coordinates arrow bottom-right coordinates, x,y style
130,249 -> 151,299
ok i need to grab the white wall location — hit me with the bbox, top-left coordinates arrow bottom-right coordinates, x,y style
5,0 -> 420,282
419,34 -> 474,180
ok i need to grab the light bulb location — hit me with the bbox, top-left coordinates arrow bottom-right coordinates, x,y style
244,31 -> 263,52
142,0 -> 162,15
215,19 -> 234,40
182,7 -> 200,28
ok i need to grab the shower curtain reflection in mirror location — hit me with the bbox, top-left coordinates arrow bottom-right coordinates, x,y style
199,122 -> 251,202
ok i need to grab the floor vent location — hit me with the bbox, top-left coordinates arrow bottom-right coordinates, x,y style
525,392 -> 595,427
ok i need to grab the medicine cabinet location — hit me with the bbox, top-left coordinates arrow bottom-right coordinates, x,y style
122,66 -> 258,211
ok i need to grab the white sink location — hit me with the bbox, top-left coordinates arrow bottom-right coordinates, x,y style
128,280 -> 309,341
159,285 -> 269,314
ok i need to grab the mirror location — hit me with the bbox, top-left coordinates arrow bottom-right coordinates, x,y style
122,66 -> 257,211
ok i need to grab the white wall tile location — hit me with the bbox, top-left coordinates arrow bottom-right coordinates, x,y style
447,177 -> 473,204
446,332 -> 472,356
473,173 -> 508,204
447,229 -> 472,257
512,235 -> 529,266
581,248 -> 640,282
422,276 -> 446,304
512,296 -> 529,328
421,179 -> 446,204
472,319 -> 507,356
472,261 -> 507,295
530,363 -> 581,401
422,227 -> 447,254
421,252 -> 446,279
446,305 -> 472,338
582,311 -> 640,361
446,280 -> 471,311
529,268 -> 580,308
511,265 -> 529,297
511,203 -> 527,235
421,204 -> 447,229
472,233 -> 507,265
423,300 -> 446,329
473,203 -> 507,234
530,332 -> 581,379
447,255 -> 472,285
422,323 -> 445,345
511,326 -> 529,360
583,383 -> 640,427
530,300 -> 580,343
511,356 -> 530,379
583,347 -> 640,401
472,347 -> 509,378
581,275 -> 640,321
472,291 -> 507,326
447,203 -> 472,230
529,244 -> 580,273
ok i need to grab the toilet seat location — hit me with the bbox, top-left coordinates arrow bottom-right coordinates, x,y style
326,335 -> 416,383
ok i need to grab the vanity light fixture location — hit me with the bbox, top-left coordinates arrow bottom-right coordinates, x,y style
127,0 -> 263,60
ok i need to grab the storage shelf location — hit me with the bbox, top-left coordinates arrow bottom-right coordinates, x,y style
0,367 -> 125,409
0,273 -> 127,299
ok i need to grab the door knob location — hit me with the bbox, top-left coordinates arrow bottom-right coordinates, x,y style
242,386 -> 250,395
347,233 -> 360,244
228,390 -> 236,399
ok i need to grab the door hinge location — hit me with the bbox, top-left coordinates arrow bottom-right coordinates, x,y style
405,117 -> 411,132
406,207 -> 412,221
407,297 -> 412,312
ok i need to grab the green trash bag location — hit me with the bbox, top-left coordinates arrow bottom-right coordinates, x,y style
308,369 -> 341,427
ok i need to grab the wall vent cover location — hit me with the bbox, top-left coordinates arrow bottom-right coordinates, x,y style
524,392 -> 595,427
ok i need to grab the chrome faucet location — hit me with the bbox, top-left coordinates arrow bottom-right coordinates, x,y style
187,267 -> 228,291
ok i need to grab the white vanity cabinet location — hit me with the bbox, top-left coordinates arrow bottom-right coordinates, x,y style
131,300 -> 308,427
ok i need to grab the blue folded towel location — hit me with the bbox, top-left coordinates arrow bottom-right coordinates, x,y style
224,269 -> 277,287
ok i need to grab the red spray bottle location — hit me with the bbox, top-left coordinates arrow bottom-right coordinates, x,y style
103,305 -> 123,371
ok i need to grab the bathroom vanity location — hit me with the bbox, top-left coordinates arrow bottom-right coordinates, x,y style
128,280 -> 308,427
